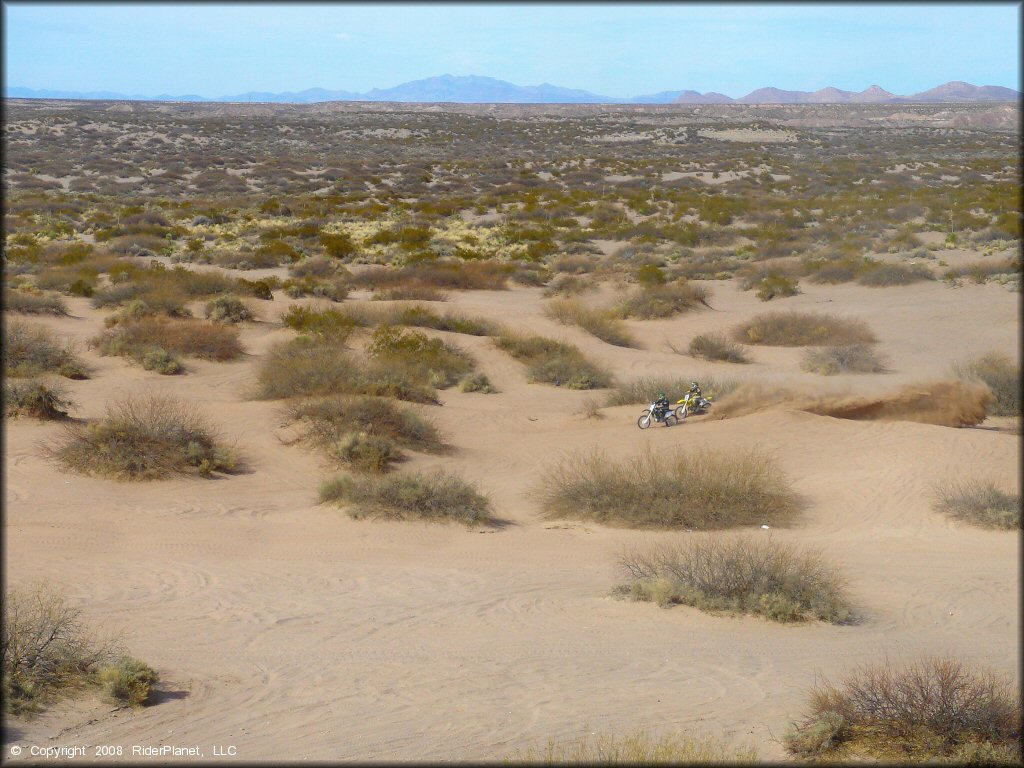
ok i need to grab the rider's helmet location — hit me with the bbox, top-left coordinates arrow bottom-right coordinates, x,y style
689,381 -> 699,390
657,391 -> 666,399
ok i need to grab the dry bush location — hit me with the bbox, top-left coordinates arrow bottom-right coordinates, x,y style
319,471 -> 494,525
785,657 -> 1021,762
953,352 -> 1020,416
755,274 -> 800,301
495,333 -> 612,389
932,479 -> 1021,529
204,295 -> 254,323
373,285 -> 449,302
943,258 -> 1019,284
4,288 -> 68,315
3,320 -> 89,379
801,345 -> 887,375
688,334 -> 749,364
857,262 -> 934,287
288,255 -> 349,280
391,305 -> 498,336
367,325 -> 475,389
97,657 -> 159,708
578,397 -> 604,419
283,275 -> 349,302
4,380 -> 72,420
507,728 -> 758,764
732,311 -> 876,347
2,585 -> 114,713
616,281 -> 709,319
605,376 -> 737,407
537,447 -> 797,529
459,372 -> 497,393
46,393 -> 239,480
542,273 -> 595,297
286,395 -> 444,456
281,305 -> 359,340
94,316 -> 243,364
618,536 -> 852,623
545,297 -> 636,348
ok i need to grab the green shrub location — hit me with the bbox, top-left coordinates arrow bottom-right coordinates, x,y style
140,347 -> 183,375
3,320 -> 89,379
459,372 -> 496,393
733,311 -> 876,347
319,471 -> 494,525
281,305 -> 359,340
755,274 -> 800,301
801,344 -> 887,375
785,657 -> 1021,762
537,447 -> 797,529
932,479 -> 1021,529
495,333 -> 613,389
204,295 -> 254,323
97,657 -> 159,707
688,334 -> 749,364
319,230 -> 358,258
4,380 -> 73,419
953,352 -> 1020,416
617,536 -> 853,623
616,282 -> 709,319
636,263 -> 666,285
47,393 -> 239,480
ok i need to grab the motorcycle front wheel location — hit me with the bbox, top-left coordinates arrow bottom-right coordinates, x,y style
674,405 -> 688,421
637,410 -> 653,429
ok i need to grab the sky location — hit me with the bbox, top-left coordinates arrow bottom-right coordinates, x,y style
4,3 -> 1020,97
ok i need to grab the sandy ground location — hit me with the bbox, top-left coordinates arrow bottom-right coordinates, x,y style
4,274 -> 1020,762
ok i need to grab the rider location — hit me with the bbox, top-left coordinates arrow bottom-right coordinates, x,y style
654,391 -> 670,419
688,381 -> 703,402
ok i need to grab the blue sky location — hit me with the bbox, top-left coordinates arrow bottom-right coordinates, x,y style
4,3 -> 1020,97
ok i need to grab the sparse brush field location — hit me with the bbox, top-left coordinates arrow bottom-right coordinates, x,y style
617,537 -> 854,623
784,657 -> 1021,762
733,311 -> 877,347
4,287 -> 69,315
544,297 -> 637,347
537,448 -> 797,529
93,316 -> 243,370
319,471 -> 494,524
4,379 -> 73,420
46,393 -> 239,480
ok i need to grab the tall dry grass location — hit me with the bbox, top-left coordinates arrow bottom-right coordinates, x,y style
507,728 -> 758,764
3,320 -> 89,379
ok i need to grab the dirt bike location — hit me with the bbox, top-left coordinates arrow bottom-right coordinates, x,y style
674,393 -> 712,421
637,402 -> 678,429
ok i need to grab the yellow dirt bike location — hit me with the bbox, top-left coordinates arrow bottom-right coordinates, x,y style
674,392 -> 712,421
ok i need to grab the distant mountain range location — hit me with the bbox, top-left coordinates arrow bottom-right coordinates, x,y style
5,75 -> 1020,105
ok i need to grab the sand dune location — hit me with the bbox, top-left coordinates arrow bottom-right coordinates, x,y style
5,275 -> 1019,761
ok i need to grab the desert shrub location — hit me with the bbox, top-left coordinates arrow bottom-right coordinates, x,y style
281,305 -> 359,340
733,311 -> 876,347
140,347 -> 183,375
616,281 -> 709,319
284,276 -> 349,302
4,288 -> 68,315
373,285 -> 448,302
801,344 -> 887,375
285,395 -> 443,455
942,258 -> 1019,284
2,586 -> 114,713
784,657 -> 1021,762
605,376 -> 737,407
97,657 -> 159,707
542,273 -> 595,297
932,479 -> 1021,529
618,536 -> 853,623
289,255 -> 351,280
857,262 -> 934,287
4,380 -> 72,420
254,337 -> 437,404
537,447 -> 797,529
507,728 -> 757,764
636,263 -> 667,285
459,372 -> 496,393
755,274 -> 800,301
47,393 -> 239,480
204,295 -> 254,323
953,352 -> 1020,416
3,320 -> 88,379
688,334 -> 749,364
544,298 -> 637,348
495,333 -> 612,389
237,277 -> 275,300
319,230 -> 358,258
94,316 -> 242,363
393,306 -> 498,336
319,471 -> 494,525
367,325 -> 475,388
326,432 -> 400,473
